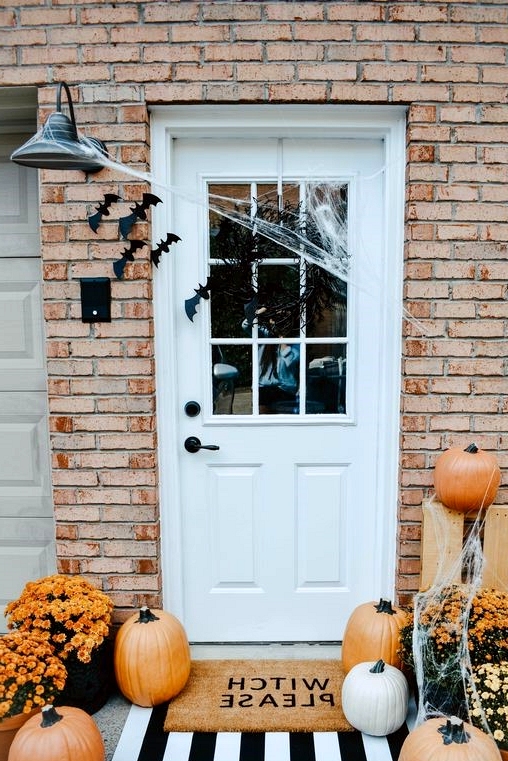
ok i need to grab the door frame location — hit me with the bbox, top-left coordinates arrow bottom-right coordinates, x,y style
150,105 -> 407,632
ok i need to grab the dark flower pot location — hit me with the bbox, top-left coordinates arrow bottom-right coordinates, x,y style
55,640 -> 114,714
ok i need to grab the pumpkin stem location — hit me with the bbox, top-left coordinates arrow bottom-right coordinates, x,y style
464,443 -> 479,454
137,605 -> 160,624
438,718 -> 470,745
40,705 -> 63,728
369,659 -> 385,673
375,598 -> 396,615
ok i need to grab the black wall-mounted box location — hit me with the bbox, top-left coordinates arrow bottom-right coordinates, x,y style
80,277 -> 111,322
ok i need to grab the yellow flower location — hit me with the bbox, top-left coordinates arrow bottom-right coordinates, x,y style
0,631 -> 67,720
4,574 -> 113,664
468,661 -> 508,751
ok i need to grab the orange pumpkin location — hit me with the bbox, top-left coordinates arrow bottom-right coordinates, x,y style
8,705 -> 105,761
434,443 -> 501,513
399,716 -> 501,761
114,606 -> 191,707
341,598 -> 407,674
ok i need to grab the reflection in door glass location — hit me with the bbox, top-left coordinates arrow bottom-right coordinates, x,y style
307,344 -> 347,414
212,345 -> 252,415
210,263 -> 249,339
258,341 -> 300,415
208,182 -> 348,416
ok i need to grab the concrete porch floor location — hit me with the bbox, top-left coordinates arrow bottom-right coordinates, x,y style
93,643 -> 342,760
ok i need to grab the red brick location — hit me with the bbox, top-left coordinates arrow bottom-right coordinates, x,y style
363,63 -> 418,82
440,105 -> 477,122
453,84 -> 508,103
452,45 -> 506,65
81,6 -> 139,24
388,4 -> 447,22
408,104 -> 437,122
265,3 -> 323,21
356,23 -> 415,41
329,42 -> 384,61
389,43 -> 446,63
419,24 -> 476,43
20,7 -> 76,24
294,23 -> 353,41
202,2 -> 261,21
422,64 -> 479,83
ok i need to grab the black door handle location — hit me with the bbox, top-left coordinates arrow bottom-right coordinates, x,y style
184,436 -> 220,453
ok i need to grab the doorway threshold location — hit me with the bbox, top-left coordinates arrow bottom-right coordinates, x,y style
190,642 -> 341,660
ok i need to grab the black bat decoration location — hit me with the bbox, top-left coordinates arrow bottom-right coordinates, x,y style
88,193 -> 121,233
113,240 -> 146,279
118,193 -> 162,239
150,232 -> 181,267
185,277 -> 212,321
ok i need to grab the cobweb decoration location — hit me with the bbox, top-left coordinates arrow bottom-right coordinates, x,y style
54,132 -> 436,335
409,496 -> 508,746
208,182 -> 350,282
73,140 -> 352,281
208,195 -> 347,337
11,120 -> 106,171
305,182 -> 350,272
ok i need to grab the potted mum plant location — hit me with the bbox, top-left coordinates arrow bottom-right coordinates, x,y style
399,584 -> 508,752
468,662 -> 508,760
0,630 -> 67,756
4,574 -> 115,714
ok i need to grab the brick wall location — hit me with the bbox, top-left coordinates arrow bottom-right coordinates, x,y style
1,1 -> 507,618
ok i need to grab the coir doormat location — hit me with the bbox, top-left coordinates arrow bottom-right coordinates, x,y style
164,659 -> 353,733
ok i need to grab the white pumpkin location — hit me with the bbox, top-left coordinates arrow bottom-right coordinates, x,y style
341,659 -> 409,736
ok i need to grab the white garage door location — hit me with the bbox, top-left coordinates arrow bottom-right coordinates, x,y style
0,129 -> 56,631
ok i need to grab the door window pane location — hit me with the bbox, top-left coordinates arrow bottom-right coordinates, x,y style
212,344 -> 252,415
257,263 -> 301,339
258,341 -> 300,415
208,182 -> 348,417
307,344 -> 347,414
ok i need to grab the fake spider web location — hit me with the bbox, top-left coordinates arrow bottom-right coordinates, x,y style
411,495 -> 508,746
18,119 -> 432,334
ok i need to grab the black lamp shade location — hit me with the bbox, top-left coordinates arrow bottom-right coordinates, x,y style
10,82 -> 107,173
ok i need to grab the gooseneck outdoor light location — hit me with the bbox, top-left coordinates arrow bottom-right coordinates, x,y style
10,81 -> 108,173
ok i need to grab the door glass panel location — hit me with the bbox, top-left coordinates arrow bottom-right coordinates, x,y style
307,344 -> 347,414
208,182 -> 348,416
258,341 -> 300,415
210,263 -> 248,339
212,344 -> 252,415
305,264 -> 347,339
257,263 -> 301,339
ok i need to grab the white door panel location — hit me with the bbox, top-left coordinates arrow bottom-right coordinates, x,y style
0,132 -> 55,632
0,135 -> 39,257
0,259 -> 47,391
153,107 -> 405,642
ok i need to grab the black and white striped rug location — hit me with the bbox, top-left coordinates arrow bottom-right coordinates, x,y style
112,699 -> 417,761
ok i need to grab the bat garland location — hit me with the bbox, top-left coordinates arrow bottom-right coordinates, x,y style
151,233 -> 181,267
113,234 -> 181,278
87,191 -> 180,278
119,193 -> 162,238
88,193 -> 121,232
184,278 -> 213,322
113,240 -> 146,279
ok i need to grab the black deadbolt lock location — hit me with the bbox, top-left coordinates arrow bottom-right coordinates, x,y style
184,401 -> 201,417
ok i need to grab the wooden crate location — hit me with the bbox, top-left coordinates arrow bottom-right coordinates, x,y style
420,499 -> 508,590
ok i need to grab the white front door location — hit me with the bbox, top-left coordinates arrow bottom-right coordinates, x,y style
153,106 -> 405,642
